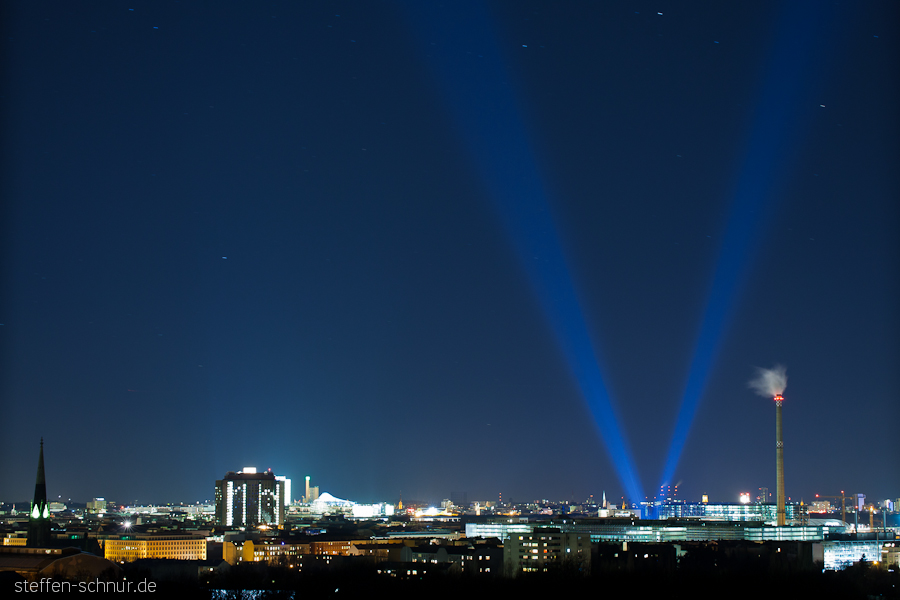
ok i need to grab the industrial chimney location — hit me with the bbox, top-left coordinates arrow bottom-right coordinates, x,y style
774,394 -> 785,526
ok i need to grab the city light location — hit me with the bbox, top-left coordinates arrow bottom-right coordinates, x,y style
402,0 -> 643,503
659,0 -> 835,492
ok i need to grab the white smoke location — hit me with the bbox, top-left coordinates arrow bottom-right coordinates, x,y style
748,364 -> 787,397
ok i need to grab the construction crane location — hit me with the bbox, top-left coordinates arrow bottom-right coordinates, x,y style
813,492 -> 854,523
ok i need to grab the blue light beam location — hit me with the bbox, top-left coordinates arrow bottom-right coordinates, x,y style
659,1 -> 836,491
402,1 -> 644,501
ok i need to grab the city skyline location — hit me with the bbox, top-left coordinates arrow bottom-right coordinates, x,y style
3,439 -> 895,509
1,1 -> 898,505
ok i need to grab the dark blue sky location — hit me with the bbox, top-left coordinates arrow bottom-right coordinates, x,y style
2,1 -> 897,507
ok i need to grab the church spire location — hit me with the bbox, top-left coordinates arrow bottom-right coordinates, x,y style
27,438 -> 50,546
33,439 -> 46,510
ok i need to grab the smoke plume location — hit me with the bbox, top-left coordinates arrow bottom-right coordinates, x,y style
748,365 -> 788,397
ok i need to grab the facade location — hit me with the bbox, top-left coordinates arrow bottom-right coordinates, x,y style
223,538 -> 398,565
349,542 -> 406,563
350,503 -> 395,519
401,543 -> 501,575
275,476 -> 291,506
85,499 -> 112,514
215,468 -> 286,527
646,502 -> 808,524
103,536 -> 207,562
3,536 -> 27,547
463,521 -> 534,540
223,539 -> 310,565
503,529 -> 590,576
466,519 -> 836,544
822,540 -> 887,570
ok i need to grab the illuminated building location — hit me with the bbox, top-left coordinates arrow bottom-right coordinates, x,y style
308,492 -> 352,516
86,498 -> 111,514
350,503 -> 395,519
311,540 -> 353,556
644,501 -> 807,524
462,522 -> 534,540
223,538 -> 382,565
467,519 -> 836,543
822,540 -> 888,570
503,530 -> 590,576
275,476 -> 291,505
215,467 -> 286,527
102,536 -> 207,562
2,536 -> 27,547
223,539 -> 310,565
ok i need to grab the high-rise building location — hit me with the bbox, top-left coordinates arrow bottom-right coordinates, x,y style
275,476 -> 291,506
215,468 -> 286,527
27,439 -> 51,547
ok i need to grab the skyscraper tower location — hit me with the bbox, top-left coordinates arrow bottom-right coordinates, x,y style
774,394 -> 785,527
27,439 -> 51,547
215,468 -> 286,527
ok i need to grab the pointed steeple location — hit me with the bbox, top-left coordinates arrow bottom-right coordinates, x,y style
27,438 -> 51,547
33,439 -> 47,514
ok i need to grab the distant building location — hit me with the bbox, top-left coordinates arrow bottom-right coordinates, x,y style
2,535 -> 27,547
215,468 -> 286,527
822,539 -> 887,570
350,502 -> 395,519
466,519 -> 838,544
644,501 -> 808,524
303,476 -> 320,503
308,492 -> 353,516
103,536 -> 207,562
503,529 -> 590,576
86,499 -> 111,514
224,538 -> 311,565
275,476 -> 291,505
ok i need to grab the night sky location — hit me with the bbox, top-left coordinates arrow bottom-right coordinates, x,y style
2,1 -> 897,507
